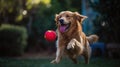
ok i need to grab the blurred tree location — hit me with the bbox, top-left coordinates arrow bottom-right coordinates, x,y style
89,0 -> 120,43
0,0 -> 51,51
0,0 -> 49,25
56,0 -> 82,12
0,0 -> 26,24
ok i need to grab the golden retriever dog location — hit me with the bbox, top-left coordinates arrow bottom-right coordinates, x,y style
51,11 -> 98,64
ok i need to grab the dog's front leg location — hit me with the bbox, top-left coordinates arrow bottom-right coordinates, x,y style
67,38 -> 83,64
67,38 -> 83,50
51,46 -> 64,64
67,38 -> 90,64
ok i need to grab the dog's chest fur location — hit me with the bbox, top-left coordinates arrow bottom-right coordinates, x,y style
59,31 -> 81,44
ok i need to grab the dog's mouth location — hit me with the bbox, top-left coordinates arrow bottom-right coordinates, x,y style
59,23 -> 70,33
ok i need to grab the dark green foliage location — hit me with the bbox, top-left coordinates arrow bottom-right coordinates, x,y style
89,0 -> 120,43
0,24 -> 28,56
0,0 -> 27,24
52,0 -> 82,12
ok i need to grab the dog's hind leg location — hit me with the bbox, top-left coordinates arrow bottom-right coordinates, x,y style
83,45 -> 91,64
68,55 -> 78,64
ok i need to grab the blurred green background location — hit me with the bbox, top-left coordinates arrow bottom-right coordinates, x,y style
0,0 -> 120,67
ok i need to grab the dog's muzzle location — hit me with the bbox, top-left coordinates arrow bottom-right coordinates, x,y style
58,19 -> 70,33
59,19 -> 64,25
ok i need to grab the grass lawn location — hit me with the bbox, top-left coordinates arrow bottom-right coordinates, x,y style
0,57 -> 120,67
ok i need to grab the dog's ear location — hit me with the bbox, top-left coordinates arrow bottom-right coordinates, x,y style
74,12 -> 87,23
55,14 -> 59,22
55,14 -> 59,25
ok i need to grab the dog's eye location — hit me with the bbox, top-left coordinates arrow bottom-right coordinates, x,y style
66,15 -> 70,18
59,16 -> 62,18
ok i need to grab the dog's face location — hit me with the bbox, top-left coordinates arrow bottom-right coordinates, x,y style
55,11 -> 87,33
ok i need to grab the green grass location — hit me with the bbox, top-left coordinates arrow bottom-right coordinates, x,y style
0,57 -> 120,67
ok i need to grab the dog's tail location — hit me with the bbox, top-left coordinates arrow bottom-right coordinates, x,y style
87,35 -> 99,44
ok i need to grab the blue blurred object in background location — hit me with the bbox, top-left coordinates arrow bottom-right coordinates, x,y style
90,42 -> 105,57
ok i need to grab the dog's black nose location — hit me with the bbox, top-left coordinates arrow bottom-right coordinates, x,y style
59,19 -> 64,25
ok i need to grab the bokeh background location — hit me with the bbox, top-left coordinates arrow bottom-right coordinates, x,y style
0,0 -> 120,67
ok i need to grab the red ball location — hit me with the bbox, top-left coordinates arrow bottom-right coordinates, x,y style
44,30 -> 56,42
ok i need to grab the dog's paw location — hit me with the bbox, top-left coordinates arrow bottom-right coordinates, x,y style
50,60 -> 58,64
67,39 -> 76,49
67,43 -> 75,49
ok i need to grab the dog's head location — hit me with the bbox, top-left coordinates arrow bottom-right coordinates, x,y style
55,11 -> 87,33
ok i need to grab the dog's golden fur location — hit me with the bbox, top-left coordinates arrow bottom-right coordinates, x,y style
51,11 -> 98,64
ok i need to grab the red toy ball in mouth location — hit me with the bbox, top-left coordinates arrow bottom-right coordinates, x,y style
44,30 -> 56,42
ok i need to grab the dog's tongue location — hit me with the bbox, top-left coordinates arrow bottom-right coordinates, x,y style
60,25 -> 66,33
